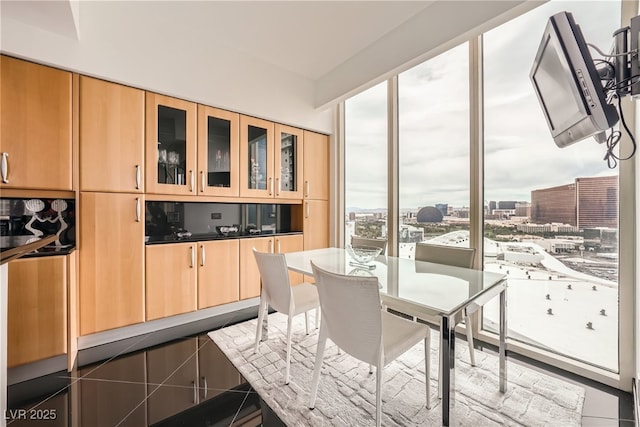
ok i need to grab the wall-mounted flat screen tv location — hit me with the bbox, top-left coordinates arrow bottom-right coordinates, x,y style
530,11 -> 618,148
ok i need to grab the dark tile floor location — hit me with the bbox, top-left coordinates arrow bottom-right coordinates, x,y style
6,308 -> 636,427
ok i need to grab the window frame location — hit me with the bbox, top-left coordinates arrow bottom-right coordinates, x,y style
337,1 -> 635,391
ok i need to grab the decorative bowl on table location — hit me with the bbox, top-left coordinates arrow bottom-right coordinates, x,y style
345,244 -> 382,269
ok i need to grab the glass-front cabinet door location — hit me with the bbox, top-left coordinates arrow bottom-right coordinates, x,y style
274,124 -> 304,199
145,92 -> 197,195
197,105 -> 239,197
240,115 -> 274,198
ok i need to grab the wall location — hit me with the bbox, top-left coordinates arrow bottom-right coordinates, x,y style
0,4 -> 335,134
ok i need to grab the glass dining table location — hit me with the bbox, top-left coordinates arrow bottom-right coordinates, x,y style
284,247 -> 508,427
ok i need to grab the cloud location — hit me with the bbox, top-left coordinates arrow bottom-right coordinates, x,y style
345,1 -> 621,211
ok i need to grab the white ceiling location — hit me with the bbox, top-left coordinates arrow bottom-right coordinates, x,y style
0,0 -> 541,131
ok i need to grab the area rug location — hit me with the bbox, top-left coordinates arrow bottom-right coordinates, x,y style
208,313 -> 585,426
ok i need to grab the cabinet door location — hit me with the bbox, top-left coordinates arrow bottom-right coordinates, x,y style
145,92 -> 197,195
197,105 -> 240,197
80,76 -> 144,193
274,124 -> 304,200
147,339 -> 199,424
198,239 -> 239,309
79,192 -> 145,335
303,130 -> 329,200
239,116 -> 274,198
145,243 -> 197,320
275,234 -> 304,285
239,237 -> 273,300
304,200 -> 329,251
8,256 -> 67,367
0,56 -> 72,190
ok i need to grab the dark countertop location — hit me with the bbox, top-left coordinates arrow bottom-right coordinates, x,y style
0,235 -> 75,259
146,231 -> 303,245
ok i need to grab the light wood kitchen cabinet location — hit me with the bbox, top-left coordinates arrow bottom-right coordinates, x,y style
303,199 -> 329,251
274,124 -> 304,200
239,116 -> 306,200
197,105 -> 240,197
0,55 -> 72,191
145,92 -> 197,196
7,255 -> 67,367
239,116 -> 275,198
239,234 -> 303,300
79,192 -> 145,335
145,243 -> 197,321
79,76 -> 145,193
239,237 -> 272,300
197,239 -> 239,309
303,130 -> 329,201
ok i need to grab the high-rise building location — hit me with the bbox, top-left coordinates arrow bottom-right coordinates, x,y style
576,176 -> 618,228
530,176 -> 618,229
531,183 -> 576,225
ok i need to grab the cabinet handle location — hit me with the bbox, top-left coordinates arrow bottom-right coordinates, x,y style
305,202 -> 310,219
305,180 -> 310,198
192,380 -> 197,404
277,239 -> 281,253
1,152 -> 8,184
268,239 -> 273,253
135,164 -> 141,190
200,245 -> 205,267
269,177 -> 273,196
276,177 -> 280,196
201,376 -> 208,399
190,246 -> 195,268
135,198 -> 141,222
189,170 -> 194,192
200,171 -> 205,192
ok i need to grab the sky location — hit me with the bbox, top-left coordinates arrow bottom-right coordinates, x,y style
345,1 -> 622,211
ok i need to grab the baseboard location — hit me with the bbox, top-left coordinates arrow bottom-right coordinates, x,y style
7,355 -> 67,385
634,378 -> 639,426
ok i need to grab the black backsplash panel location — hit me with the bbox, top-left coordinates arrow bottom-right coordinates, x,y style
0,198 -> 76,249
145,201 -> 295,241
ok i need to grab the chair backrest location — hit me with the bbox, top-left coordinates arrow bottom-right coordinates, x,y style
311,261 -> 382,365
414,243 -> 475,268
252,249 -> 292,314
350,236 -> 387,255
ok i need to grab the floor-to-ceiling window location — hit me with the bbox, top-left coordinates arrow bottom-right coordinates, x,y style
398,43 -> 470,259
482,1 -> 620,371
341,0 -> 628,380
344,82 -> 388,242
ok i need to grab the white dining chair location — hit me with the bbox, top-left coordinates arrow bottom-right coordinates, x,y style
253,249 -> 320,385
414,242 -> 477,365
350,235 -> 388,255
309,261 -> 431,427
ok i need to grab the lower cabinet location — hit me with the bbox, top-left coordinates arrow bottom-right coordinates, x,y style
145,243 -> 198,321
7,255 -> 67,367
239,234 -> 303,300
197,240 -> 239,310
79,192 -> 145,335
303,199 -> 329,250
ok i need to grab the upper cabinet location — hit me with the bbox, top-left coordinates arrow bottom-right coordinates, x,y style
145,92 -> 197,195
197,105 -> 240,197
80,76 -> 145,193
0,56 -> 72,191
303,130 -> 329,201
239,116 -> 304,200
275,124 -> 304,199
239,116 -> 275,198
